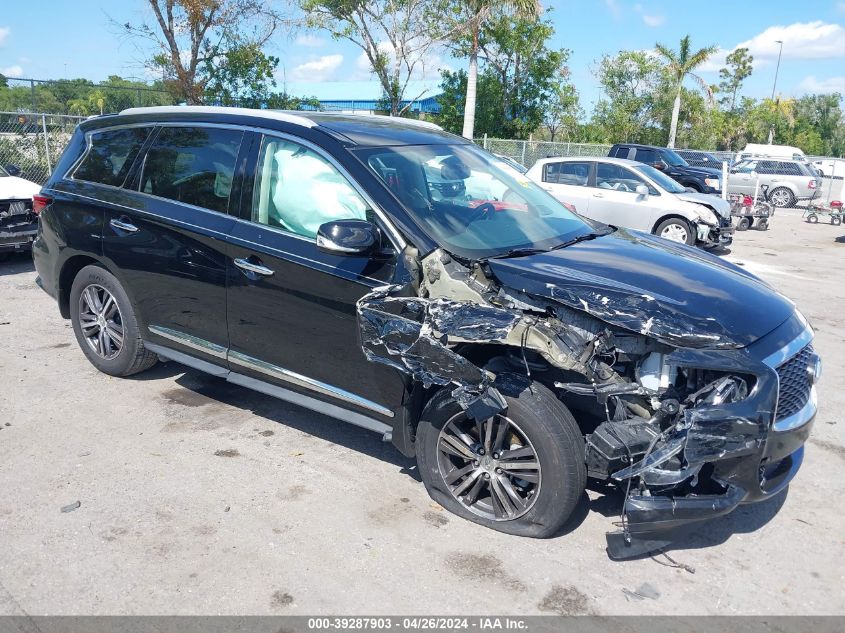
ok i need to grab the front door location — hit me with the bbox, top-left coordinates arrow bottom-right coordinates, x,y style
586,162 -> 661,231
225,132 -> 406,421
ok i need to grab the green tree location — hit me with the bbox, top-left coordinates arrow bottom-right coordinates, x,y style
204,43 -> 279,107
590,50 -> 662,143
542,84 -> 581,141
718,47 -> 753,112
445,0 -> 540,139
301,0 -> 445,117
654,35 -> 717,148
123,0 -> 282,104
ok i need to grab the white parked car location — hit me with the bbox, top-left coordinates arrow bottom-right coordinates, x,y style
812,158 -> 845,178
0,165 -> 42,260
526,156 -> 734,248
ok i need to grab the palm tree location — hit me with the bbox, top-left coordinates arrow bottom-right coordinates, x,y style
654,35 -> 717,148
458,1 -> 541,140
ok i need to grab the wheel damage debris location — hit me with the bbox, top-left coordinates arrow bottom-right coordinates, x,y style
356,247 -> 788,558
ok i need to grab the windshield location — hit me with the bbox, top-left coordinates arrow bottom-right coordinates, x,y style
354,143 -> 593,259
634,164 -> 686,193
663,148 -> 689,167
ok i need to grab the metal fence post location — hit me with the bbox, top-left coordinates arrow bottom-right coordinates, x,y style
520,140 -> 527,166
41,114 -> 52,176
483,133 -> 488,150
30,79 -> 37,112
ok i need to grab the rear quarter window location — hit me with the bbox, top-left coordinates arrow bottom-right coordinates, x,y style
72,127 -> 153,187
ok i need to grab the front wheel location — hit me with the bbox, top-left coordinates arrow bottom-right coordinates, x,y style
655,217 -> 695,245
70,264 -> 157,377
769,187 -> 796,208
736,216 -> 751,231
416,374 -> 586,538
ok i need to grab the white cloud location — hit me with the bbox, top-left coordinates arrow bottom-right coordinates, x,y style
295,34 -> 326,48
290,54 -> 344,82
0,26 -> 9,46
633,4 -> 664,27
1,65 -> 23,78
737,21 -> 845,60
605,0 -> 622,19
798,75 -> 845,94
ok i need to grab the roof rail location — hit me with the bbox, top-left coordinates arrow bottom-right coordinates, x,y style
118,105 -> 316,128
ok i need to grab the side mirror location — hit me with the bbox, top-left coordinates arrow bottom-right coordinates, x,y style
652,162 -> 665,171
316,219 -> 380,256
635,184 -> 649,196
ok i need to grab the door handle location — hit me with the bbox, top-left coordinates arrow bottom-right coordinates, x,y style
592,193 -> 604,198
110,217 -> 139,233
234,257 -> 274,277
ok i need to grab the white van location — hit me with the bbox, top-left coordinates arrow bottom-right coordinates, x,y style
735,144 -> 807,163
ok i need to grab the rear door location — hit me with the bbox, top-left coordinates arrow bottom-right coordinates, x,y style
101,124 -> 245,365
586,162 -> 661,230
224,131 -> 405,422
536,161 -> 592,213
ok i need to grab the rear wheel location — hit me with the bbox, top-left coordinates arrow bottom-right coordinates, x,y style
736,216 -> 751,231
70,265 -> 157,377
416,374 -> 586,538
769,187 -> 795,208
807,213 -> 819,224
756,218 -> 770,230
832,215 -> 842,226
655,217 -> 695,245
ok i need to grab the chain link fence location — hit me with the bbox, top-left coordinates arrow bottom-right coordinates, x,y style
0,112 -> 86,184
478,137 -> 612,168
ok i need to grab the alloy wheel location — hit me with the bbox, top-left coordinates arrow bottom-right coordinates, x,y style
78,284 -> 124,360
660,223 -> 689,243
770,189 -> 792,207
436,412 -> 541,521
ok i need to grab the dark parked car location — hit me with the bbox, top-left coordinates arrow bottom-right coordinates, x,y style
34,107 -> 820,558
610,143 -> 723,194
675,149 -> 727,169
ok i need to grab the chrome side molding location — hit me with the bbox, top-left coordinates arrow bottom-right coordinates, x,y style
149,325 -> 227,359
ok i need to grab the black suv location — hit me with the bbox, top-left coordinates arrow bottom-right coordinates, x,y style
610,143 -> 723,194
34,107 -> 819,558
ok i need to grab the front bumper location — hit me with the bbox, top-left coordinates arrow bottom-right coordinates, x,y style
697,217 -> 735,247
0,201 -> 38,254
607,318 -> 817,559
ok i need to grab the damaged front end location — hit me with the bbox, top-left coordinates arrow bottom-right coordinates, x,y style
357,245 -> 819,559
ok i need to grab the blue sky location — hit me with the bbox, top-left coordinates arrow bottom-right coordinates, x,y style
3,1 -> 845,108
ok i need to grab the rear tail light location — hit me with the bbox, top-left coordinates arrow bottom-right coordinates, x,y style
808,180 -> 816,189
32,194 -> 52,215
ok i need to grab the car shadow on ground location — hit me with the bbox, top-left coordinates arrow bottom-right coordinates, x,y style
584,478 -> 789,556
0,252 -> 35,276
130,363 -> 420,479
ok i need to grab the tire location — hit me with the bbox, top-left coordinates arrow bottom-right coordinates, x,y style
736,216 -> 751,231
807,214 -> 819,224
756,218 -> 769,231
832,215 -> 842,226
69,264 -> 157,377
416,373 -> 586,538
654,217 -> 695,245
769,187 -> 796,208
0,252 -> 9,263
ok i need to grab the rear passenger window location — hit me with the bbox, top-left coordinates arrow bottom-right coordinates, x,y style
73,127 -> 152,187
139,126 -> 243,213
778,162 -> 801,176
544,162 -> 589,186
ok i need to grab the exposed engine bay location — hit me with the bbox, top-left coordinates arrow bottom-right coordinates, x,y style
357,246 -> 791,559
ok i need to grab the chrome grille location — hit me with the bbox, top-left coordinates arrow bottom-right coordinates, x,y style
775,344 -> 814,421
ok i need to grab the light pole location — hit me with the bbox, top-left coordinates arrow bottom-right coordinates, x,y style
768,40 -> 784,143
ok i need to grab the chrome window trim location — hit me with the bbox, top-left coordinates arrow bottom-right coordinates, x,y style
228,350 -> 394,418
148,325 -> 227,359
62,120 -> 406,251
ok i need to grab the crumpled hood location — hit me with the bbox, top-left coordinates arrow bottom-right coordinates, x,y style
675,191 -> 731,219
487,229 -> 795,349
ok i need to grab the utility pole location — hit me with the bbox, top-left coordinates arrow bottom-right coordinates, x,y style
768,40 -> 784,144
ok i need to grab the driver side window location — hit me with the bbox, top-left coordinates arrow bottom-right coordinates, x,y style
252,135 -> 368,239
595,163 -> 653,194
